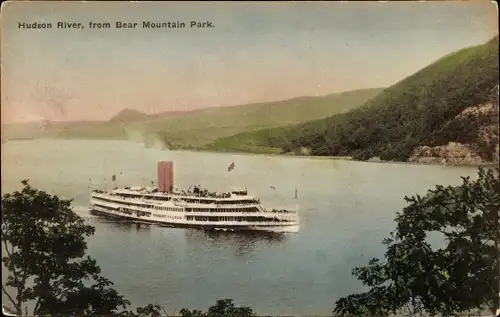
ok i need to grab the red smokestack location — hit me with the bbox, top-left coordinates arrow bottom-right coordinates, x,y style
157,161 -> 174,193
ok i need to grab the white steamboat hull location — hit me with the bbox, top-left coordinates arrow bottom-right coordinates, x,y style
90,205 -> 300,233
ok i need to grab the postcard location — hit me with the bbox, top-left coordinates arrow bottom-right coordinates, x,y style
1,1 -> 499,316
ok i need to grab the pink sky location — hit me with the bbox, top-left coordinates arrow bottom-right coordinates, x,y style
1,1 -> 497,123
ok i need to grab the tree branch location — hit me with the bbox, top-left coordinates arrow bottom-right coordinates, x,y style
2,238 -> 13,258
2,239 -> 21,278
3,240 -> 29,315
1,284 -> 19,313
33,297 -> 41,315
33,278 -> 54,316
404,301 -> 414,317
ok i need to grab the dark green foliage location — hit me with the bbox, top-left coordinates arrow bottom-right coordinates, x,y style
1,180 -> 130,316
1,181 -> 261,317
179,299 -> 256,317
333,168 -> 500,317
130,304 -> 164,317
293,37 -> 499,161
209,37 -> 499,161
202,127 -> 292,154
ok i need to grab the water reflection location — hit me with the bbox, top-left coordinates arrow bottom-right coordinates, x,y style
92,218 -> 153,232
184,229 -> 286,257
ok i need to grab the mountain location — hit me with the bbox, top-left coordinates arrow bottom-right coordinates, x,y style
145,88 -> 384,148
149,110 -> 186,119
108,109 -> 186,122
3,88 -> 382,148
108,109 -> 149,122
207,37 -> 499,164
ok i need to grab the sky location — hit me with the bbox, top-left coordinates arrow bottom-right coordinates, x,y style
0,1 -> 498,123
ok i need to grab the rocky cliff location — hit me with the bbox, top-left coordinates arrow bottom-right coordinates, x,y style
409,101 -> 499,165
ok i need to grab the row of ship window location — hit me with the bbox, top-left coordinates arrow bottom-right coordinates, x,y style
112,194 -> 258,205
95,204 -> 290,223
185,208 -> 259,213
185,216 -> 289,223
153,206 -> 182,212
96,197 -> 182,211
95,204 -> 134,215
182,200 -> 258,205
96,198 -> 260,213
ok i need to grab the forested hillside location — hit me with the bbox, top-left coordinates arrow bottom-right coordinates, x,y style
2,88 -> 382,149
207,37 -> 499,163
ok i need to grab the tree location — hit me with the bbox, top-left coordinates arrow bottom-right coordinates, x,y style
1,180 -> 130,316
1,180 -> 260,317
333,168 -> 499,317
127,299 -> 258,317
179,299 -> 256,317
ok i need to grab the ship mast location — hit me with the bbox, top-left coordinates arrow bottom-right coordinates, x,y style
294,184 -> 299,219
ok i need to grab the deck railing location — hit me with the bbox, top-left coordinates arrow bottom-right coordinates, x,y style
91,200 -> 299,223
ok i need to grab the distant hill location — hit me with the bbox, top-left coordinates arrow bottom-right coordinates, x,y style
144,88 -> 384,148
207,37 -> 499,164
149,110 -> 186,119
108,108 -> 186,122
4,88 -> 382,148
108,108 -> 149,122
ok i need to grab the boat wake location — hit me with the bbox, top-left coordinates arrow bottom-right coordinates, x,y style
72,205 -> 98,219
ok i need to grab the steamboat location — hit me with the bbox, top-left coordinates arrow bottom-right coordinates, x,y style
89,161 -> 300,233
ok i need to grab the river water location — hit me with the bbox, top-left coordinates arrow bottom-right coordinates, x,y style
1,139 -> 479,315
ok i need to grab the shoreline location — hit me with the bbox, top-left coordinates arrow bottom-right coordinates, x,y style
192,148 -> 498,168
4,137 -> 498,168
